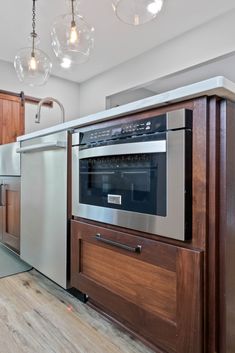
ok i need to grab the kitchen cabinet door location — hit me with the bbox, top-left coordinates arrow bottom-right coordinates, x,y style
0,93 -> 25,144
1,178 -> 20,253
71,219 -> 204,353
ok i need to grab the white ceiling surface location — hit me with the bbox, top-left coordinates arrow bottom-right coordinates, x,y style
0,0 -> 235,83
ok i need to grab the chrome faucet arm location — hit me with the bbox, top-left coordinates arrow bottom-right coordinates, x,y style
35,97 -> 65,124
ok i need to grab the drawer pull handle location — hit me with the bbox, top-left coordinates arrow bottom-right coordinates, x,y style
95,233 -> 142,254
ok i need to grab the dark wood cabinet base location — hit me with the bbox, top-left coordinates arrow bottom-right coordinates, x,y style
70,97 -> 235,353
71,219 -> 204,353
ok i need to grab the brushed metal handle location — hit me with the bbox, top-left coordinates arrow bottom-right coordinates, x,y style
95,233 -> 142,254
16,141 -> 66,154
0,184 -> 6,206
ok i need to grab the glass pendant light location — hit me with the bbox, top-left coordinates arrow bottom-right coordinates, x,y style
14,0 -> 52,86
51,0 -> 94,66
112,0 -> 164,26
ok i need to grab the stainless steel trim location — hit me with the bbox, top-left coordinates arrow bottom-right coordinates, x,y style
167,109 -> 186,130
16,141 -> 66,154
73,130 -> 186,241
1,184 -> 6,206
95,233 -> 142,253
72,109 -> 188,241
78,140 -> 166,159
72,132 -> 80,146
0,142 -> 20,176
20,131 -> 68,288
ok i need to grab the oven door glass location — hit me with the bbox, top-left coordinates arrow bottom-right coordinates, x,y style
79,153 -> 166,216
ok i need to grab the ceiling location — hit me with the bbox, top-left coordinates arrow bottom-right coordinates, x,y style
1,0 -> 235,83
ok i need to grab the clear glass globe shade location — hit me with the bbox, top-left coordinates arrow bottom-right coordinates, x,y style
51,13 -> 94,64
14,48 -> 52,86
112,0 -> 164,25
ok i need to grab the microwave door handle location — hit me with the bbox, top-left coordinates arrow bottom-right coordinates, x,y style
78,140 -> 166,159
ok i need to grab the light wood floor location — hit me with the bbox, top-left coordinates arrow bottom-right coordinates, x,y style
0,270 -> 154,353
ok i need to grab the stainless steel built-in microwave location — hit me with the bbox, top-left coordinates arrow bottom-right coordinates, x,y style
72,109 -> 192,241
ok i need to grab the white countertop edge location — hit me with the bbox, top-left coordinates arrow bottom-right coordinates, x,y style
17,76 -> 235,142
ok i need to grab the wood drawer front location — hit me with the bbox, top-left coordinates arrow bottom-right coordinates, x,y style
83,240 -> 176,322
71,220 -> 204,353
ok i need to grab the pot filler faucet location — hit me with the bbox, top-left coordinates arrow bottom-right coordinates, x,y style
35,97 -> 65,124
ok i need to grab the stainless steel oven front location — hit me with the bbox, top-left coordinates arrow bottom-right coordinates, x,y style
72,109 -> 192,241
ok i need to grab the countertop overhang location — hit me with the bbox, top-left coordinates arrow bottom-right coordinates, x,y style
17,76 -> 235,142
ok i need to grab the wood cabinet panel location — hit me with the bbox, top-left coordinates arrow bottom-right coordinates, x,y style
1,178 -> 20,253
71,219 -> 204,353
0,93 -> 24,144
82,241 -> 177,321
4,189 -> 20,236
176,248 -> 204,353
69,96 -> 235,353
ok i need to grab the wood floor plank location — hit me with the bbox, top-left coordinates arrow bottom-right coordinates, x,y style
0,270 -> 155,353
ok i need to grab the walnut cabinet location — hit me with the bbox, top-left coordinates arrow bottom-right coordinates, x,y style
70,96 -> 235,353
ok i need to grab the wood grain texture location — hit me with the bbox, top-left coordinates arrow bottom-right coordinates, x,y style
82,241 -> 177,321
0,270 -> 155,353
206,97 -> 220,353
71,219 -> 204,353
191,97 -> 208,250
79,276 -> 177,353
0,93 -> 24,144
5,190 -> 20,236
219,99 -> 235,353
72,220 -> 177,272
176,248 -> 204,353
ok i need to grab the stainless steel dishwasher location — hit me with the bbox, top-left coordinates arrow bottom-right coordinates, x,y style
17,131 -> 68,288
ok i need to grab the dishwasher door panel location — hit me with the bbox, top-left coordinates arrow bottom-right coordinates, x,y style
20,131 -> 68,288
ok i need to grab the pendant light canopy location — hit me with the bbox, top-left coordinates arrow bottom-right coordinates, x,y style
14,0 -> 52,86
112,0 -> 164,26
51,0 -> 94,66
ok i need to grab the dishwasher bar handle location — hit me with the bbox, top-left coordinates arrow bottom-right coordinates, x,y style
16,141 -> 66,154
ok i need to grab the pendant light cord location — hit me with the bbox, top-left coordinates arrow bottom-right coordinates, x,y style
71,0 -> 76,26
31,0 -> 37,56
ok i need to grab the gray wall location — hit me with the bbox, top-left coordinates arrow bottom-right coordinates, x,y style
79,10 -> 235,116
0,60 -> 80,134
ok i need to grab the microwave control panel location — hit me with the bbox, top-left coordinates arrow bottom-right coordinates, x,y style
80,114 -> 166,145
